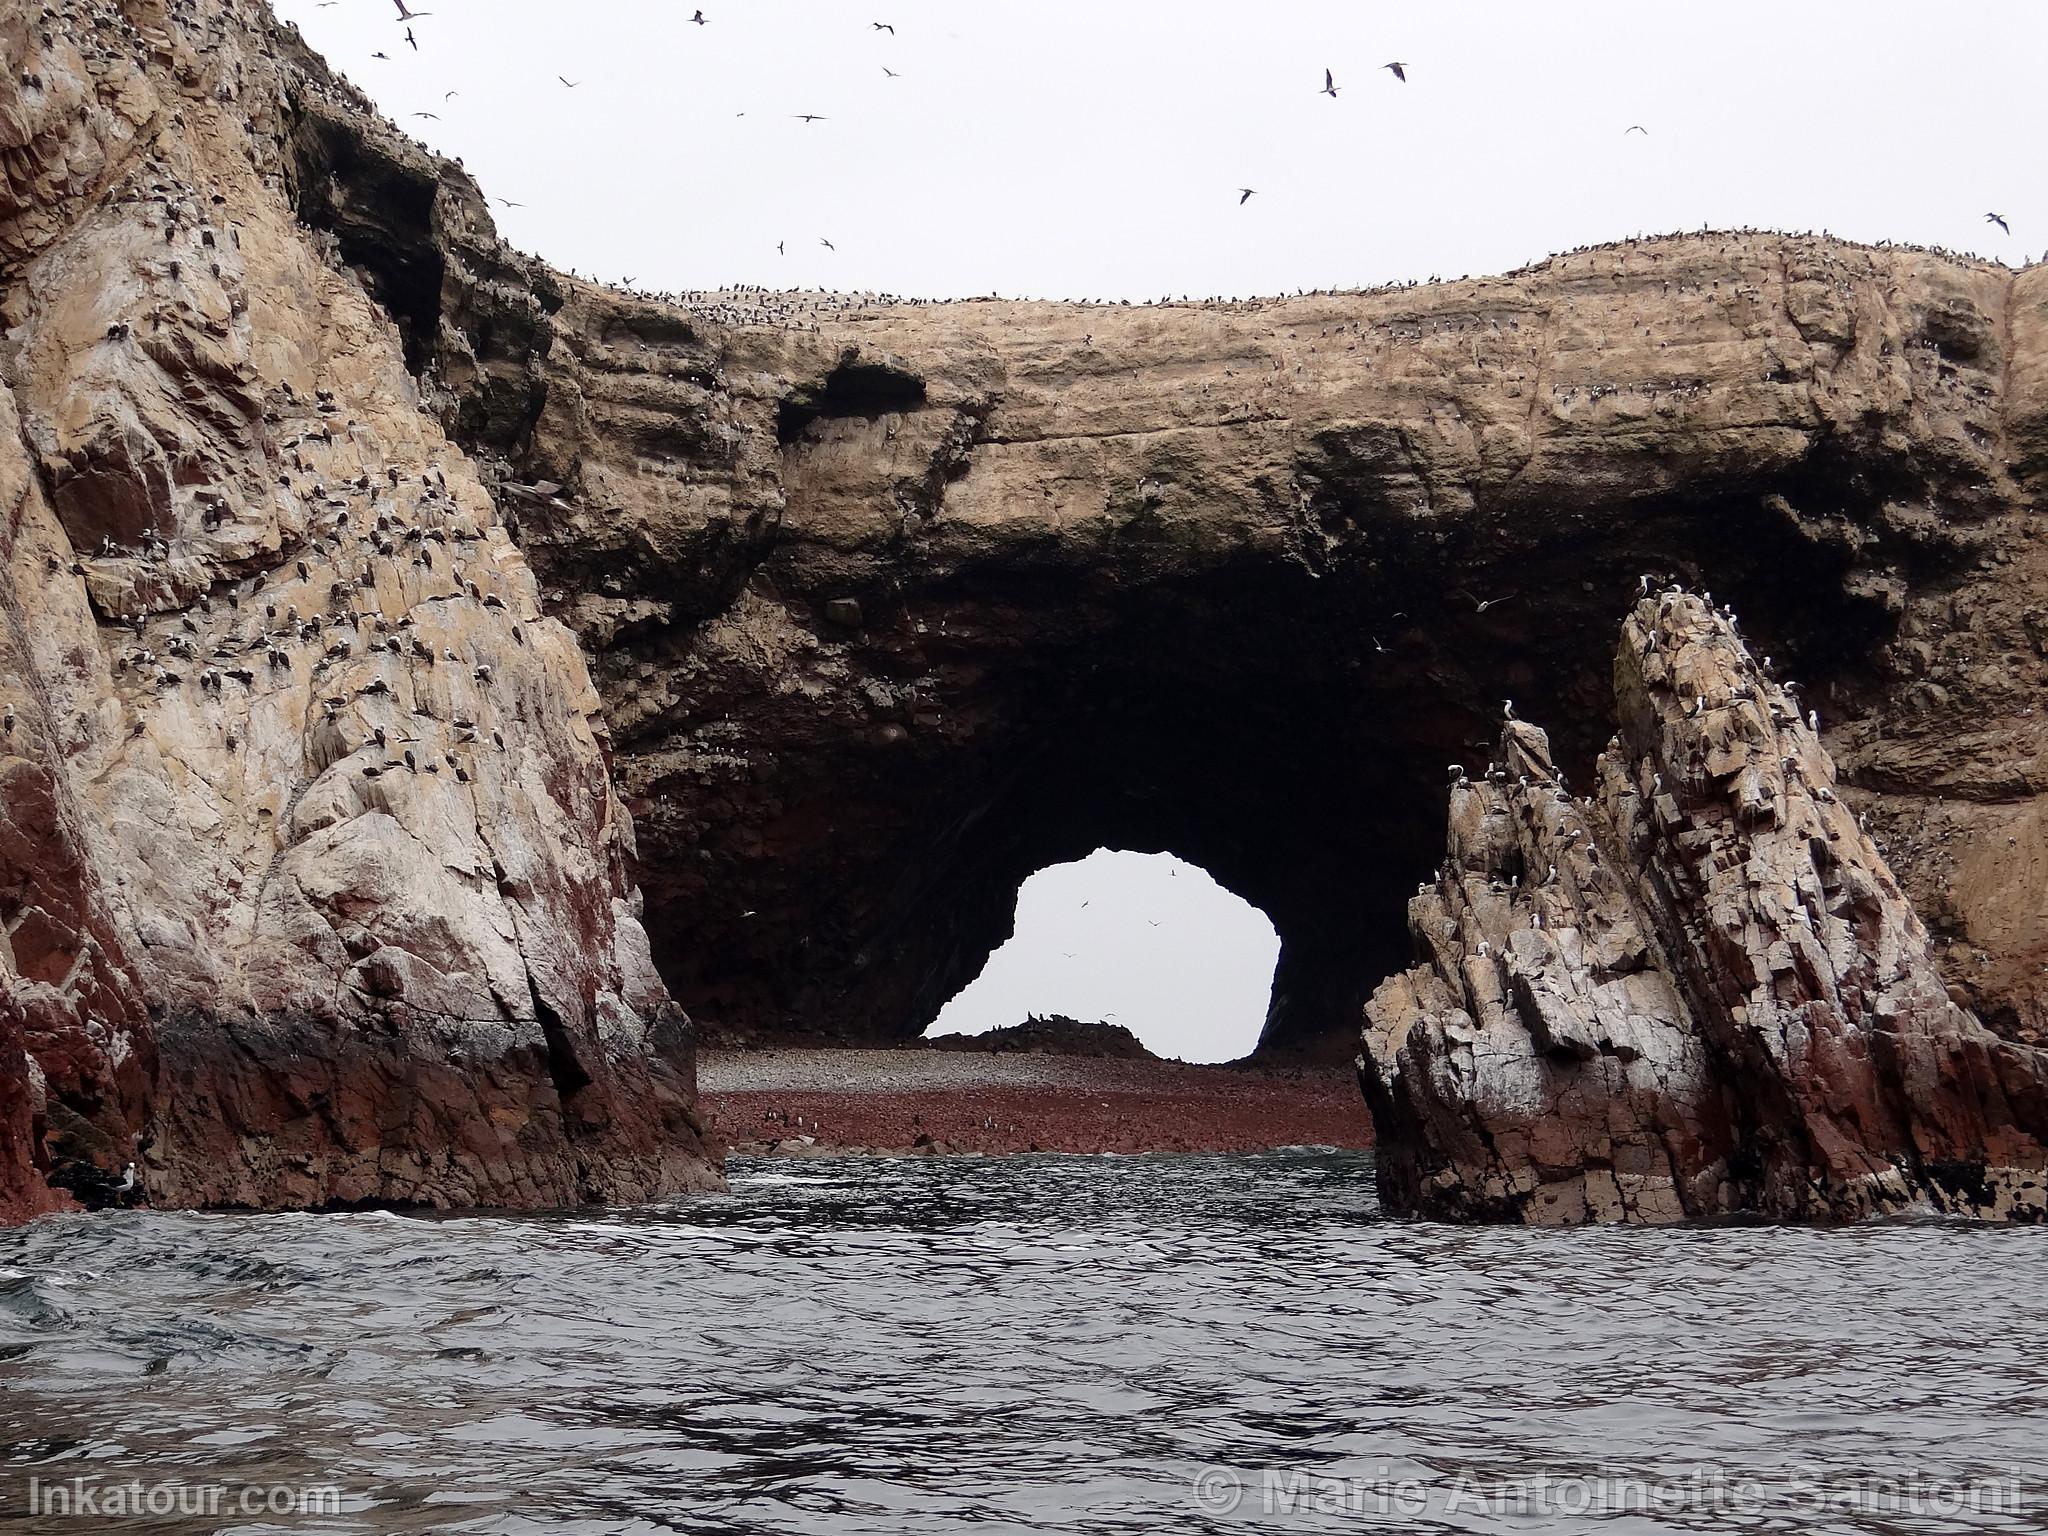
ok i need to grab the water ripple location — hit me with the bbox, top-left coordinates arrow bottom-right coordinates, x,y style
0,1152 -> 2041,1533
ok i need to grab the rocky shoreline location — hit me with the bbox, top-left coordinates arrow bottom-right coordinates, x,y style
701,1048 -> 1373,1158
5,0 -> 2048,1225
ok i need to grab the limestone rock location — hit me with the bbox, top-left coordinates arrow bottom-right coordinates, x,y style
1364,595 -> 2048,1223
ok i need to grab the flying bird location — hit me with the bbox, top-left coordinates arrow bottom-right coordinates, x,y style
883,66 -> 900,77
873,20 -> 894,32
1320,68 -> 1339,97
1987,212 -> 2011,235
793,113 -> 828,122
371,50 -> 390,59
412,111 -> 438,119
558,75 -> 579,87
1383,61 -> 1408,81
820,237 -> 836,250
1456,589 -> 1516,614
777,240 -> 785,254
691,8 -> 708,22
405,26 -> 417,49
444,90 -> 459,99
1238,188 -> 1256,204
392,0 -> 430,17
1625,124 -> 1648,135
493,196 -> 524,207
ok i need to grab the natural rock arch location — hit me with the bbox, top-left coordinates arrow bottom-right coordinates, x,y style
5,0 -> 2048,1222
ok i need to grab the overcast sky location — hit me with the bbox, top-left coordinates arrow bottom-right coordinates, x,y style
926,852 -> 1280,1063
272,0 -> 2046,1058
278,0 -> 2044,302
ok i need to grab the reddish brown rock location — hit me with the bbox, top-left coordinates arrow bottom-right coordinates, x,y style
1365,594 -> 2048,1223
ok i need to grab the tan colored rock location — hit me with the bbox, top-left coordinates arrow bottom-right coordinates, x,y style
1365,595 -> 2048,1223
0,0 -> 716,1214
7,0 -> 2048,1227
481,233 -> 2048,1068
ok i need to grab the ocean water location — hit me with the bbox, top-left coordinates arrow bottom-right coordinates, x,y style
0,1152 -> 2042,1534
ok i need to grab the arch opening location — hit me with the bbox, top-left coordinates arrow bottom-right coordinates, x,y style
924,850 -> 1281,1065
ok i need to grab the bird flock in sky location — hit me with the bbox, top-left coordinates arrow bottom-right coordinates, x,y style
329,0 -> 2021,284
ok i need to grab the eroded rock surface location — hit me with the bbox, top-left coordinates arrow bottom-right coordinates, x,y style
6,0 -> 2048,1224
416,186 -> 2048,1064
1365,594 -> 2048,1223
0,0 -> 715,1214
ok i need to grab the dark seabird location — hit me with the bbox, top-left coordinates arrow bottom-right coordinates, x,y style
558,75 -> 580,87
1238,188 -> 1255,205
692,8 -> 708,22
1320,68 -> 1338,98
405,26 -> 417,50
873,20 -> 894,32
393,0 -> 430,17
793,114 -> 828,122
1383,61 -> 1407,81
820,237 -> 836,250
1625,124 -> 1648,135
1987,212 -> 2011,235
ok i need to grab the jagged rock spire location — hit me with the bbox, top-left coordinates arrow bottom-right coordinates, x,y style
1364,593 -> 2048,1224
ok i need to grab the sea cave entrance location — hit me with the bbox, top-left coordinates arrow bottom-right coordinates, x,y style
924,850 -> 1282,1064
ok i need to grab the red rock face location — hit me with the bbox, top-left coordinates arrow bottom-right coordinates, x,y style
146,1005 -> 717,1210
1365,595 -> 2048,1224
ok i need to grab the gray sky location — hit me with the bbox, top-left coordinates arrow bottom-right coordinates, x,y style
927,852 -> 1280,1063
273,0 -> 2046,1057
279,0 -> 2044,302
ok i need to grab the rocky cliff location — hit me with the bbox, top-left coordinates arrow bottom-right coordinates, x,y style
4,0 -> 2048,1223
0,0 -> 714,1218
469,219 -> 2048,1070
1364,594 -> 2048,1223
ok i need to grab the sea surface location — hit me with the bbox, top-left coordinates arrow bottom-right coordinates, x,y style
0,1152 -> 2043,1534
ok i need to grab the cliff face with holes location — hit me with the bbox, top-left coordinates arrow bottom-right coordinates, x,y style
6,0 -> 2048,1222
0,0 -> 714,1218
462,225 -> 2048,1071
